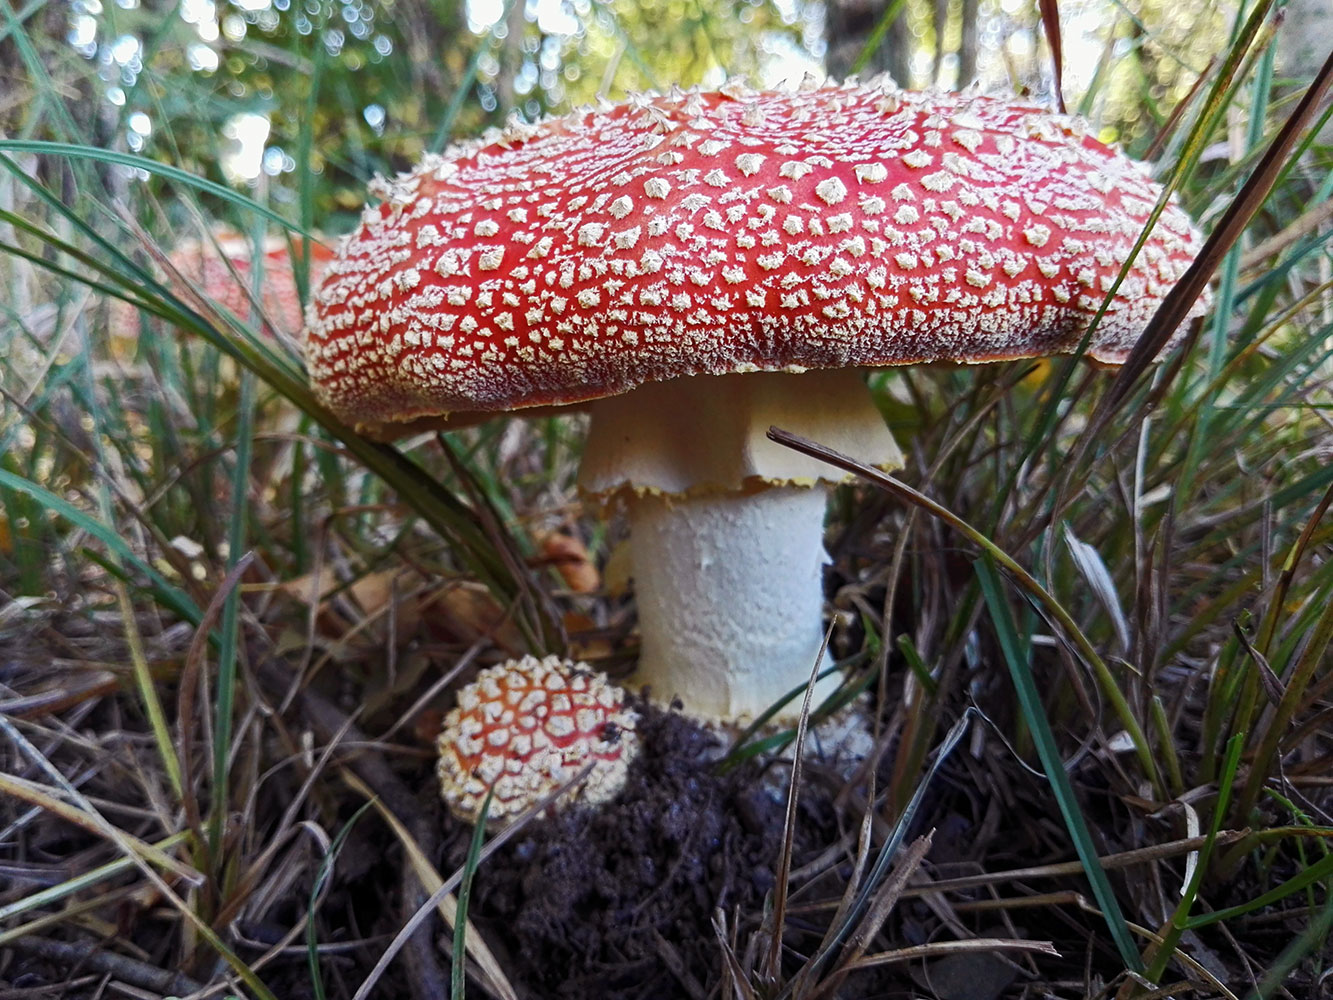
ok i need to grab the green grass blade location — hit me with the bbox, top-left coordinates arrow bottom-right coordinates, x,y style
0,831 -> 191,924
430,4 -> 514,154
1234,591 -> 1333,822
775,708 -> 973,999
452,790 -> 492,1000
1186,849 -> 1333,930
769,426 -> 1164,795
0,0 -> 48,46
1246,894 -> 1333,999
0,140 -> 315,238
716,655 -> 873,771
849,0 -> 908,76
208,368 -> 256,853
0,469 -> 204,626
307,801 -> 375,1000
1082,38 -> 1333,456
986,5 -> 1279,529
1,207 -> 548,645
0,1 -> 83,143
975,556 -> 1141,972
1143,733 -> 1243,980
1177,34 -> 1280,496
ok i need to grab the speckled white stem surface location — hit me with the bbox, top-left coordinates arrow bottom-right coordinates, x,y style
579,369 -> 903,723
627,486 -> 837,722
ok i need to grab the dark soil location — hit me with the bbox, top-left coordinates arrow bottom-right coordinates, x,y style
442,705 -> 836,1000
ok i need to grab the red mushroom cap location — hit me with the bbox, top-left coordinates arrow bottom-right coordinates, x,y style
437,655 -> 638,822
305,81 -> 1206,435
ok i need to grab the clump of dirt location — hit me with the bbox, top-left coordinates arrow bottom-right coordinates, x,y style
445,706 -> 837,999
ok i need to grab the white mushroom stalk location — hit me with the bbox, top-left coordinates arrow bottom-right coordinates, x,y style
580,369 -> 902,722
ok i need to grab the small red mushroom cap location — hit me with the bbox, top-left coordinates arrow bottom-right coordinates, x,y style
305,81 -> 1207,435
437,655 -> 638,823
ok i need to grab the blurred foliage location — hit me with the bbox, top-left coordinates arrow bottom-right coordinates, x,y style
0,0 -> 1251,237
1,0 -> 812,230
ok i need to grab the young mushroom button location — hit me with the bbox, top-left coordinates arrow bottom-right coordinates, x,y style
305,81 -> 1208,725
437,656 -> 638,823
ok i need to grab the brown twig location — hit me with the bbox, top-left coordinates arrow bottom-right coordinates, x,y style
9,934 -> 204,994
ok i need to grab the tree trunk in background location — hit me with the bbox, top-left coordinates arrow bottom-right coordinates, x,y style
825,0 -> 911,87
496,0 -> 529,115
398,0 -> 463,108
1277,0 -> 1332,83
931,0 -> 948,83
959,0 -> 979,87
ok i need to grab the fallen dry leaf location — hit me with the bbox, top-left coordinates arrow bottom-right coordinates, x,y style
537,530 -> 601,594
420,580 -> 526,654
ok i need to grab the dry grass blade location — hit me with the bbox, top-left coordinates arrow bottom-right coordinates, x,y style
344,758 -> 615,999
0,764 -> 277,998
1235,591 -> 1333,820
844,936 -> 1061,972
1239,197 -> 1333,272
211,721 -> 359,933
176,550 -> 257,850
761,624 -> 833,988
4,1 -> 1330,993
1079,47 -> 1333,449
1231,620 -> 1285,708
437,434 -> 564,654
1117,924 -> 1242,1000
1250,896 -> 1333,998
783,782 -> 881,1000
767,426 -> 1162,793
0,830 -> 191,927
1063,523 -> 1131,654
6,935 -> 205,995
341,770 -> 518,1000
0,771 -> 199,885
712,910 -> 761,1000
1143,57 -> 1217,161
0,889 -> 137,950
651,929 -> 708,1000
843,832 -> 934,960
0,671 -> 118,719
781,710 -> 976,999
113,574 -> 184,801
1256,481 -> 1333,659
898,830 -> 1248,898
812,832 -> 934,1000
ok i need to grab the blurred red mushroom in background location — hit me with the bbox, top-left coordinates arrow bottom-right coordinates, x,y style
110,229 -> 333,352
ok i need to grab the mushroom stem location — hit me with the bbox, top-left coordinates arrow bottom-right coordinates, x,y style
627,486 -> 835,722
579,369 -> 903,723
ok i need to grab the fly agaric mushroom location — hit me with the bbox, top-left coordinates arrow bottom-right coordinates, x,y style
437,655 -> 637,822
305,80 -> 1206,724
